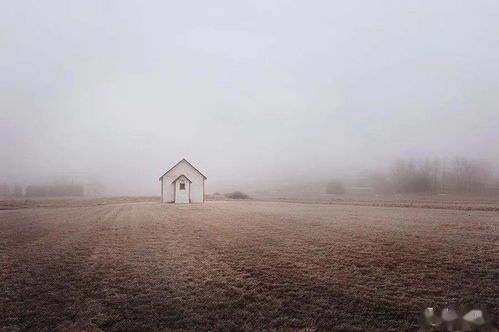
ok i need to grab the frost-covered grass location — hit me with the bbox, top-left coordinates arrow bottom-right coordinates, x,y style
1,199 -> 497,330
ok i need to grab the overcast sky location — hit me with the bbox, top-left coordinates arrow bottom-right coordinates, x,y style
1,1 -> 498,195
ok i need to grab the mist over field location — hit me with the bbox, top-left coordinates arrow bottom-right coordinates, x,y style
1,1 -> 499,196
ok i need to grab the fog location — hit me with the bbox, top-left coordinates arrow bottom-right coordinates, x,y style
1,1 -> 499,195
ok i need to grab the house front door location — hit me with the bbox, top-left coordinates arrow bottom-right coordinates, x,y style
175,181 -> 189,203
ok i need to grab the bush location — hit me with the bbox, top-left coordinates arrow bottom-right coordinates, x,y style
326,180 -> 345,195
225,191 -> 250,199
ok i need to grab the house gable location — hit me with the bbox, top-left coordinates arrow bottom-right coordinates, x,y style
159,158 -> 207,180
172,174 -> 192,184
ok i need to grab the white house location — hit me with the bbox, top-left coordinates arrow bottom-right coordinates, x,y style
159,159 -> 207,203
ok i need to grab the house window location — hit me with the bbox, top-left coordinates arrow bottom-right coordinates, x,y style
179,181 -> 186,190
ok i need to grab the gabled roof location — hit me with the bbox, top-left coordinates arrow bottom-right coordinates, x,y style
159,158 -> 207,181
172,174 -> 192,184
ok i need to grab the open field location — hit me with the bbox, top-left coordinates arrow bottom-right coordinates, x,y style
0,198 -> 498,331
0,197 -> 158,211
248,191 -> 499,212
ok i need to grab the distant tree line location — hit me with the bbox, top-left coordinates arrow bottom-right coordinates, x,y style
0,181 -> 103,198
25,184 -> 84,197
371,157 -> 494,193
0,182 -> 23,197
0,182 -> 11,197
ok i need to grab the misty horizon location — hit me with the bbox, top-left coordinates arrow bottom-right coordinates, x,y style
2,1 -> 499,195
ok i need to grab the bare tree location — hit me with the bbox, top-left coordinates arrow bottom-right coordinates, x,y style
13,183 -> 23,197
0,182 -> 10,197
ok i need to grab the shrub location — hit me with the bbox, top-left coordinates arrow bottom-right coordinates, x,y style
326,180 -> 345,195
225,191 -> 250,199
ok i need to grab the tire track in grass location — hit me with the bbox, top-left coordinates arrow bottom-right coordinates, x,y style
59,203 -> 211,331
71,203 -> 287,330
115,204 -> 373,330
97,203 -> 380,329
177,205 -> 401,330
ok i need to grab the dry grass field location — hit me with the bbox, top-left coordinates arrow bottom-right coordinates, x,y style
0,197 -> 498,331
250,192 -> 499,212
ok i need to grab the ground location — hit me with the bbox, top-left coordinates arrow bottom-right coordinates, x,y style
0,197 -> 498,331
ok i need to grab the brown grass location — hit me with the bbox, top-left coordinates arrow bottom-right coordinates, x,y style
0,199 -> 498,331
252,192 -> 499,212
0,196 -> 158,210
